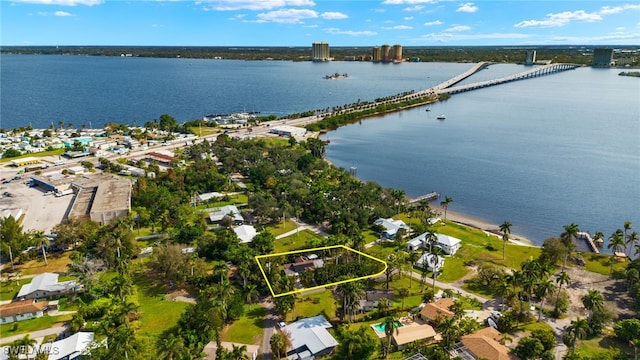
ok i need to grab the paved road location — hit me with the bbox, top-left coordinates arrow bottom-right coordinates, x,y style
0,325 -> 67,345
260,300 -> 276,360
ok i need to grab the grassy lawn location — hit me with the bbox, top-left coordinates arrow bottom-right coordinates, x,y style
264,219 -> 298,237
437,256 -> 469,282
189,126 -> 220,137
221,305 -> 265,345
583,252 -> 627,275
15,252 -> 73,276
0,314 -> 72,341
274,229 -> 323,253
0,278 -> 31,301
202,194 -> 250,208
287,290 -> 337,322
0,149 -> 65,164
133,272 -> 190,336
576,335 -> 633,359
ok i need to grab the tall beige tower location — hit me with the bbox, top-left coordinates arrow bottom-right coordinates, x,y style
372,46 -> 382,62
381,44 -> 391,62
312,42 -> 331,62
393,44 -> 403,62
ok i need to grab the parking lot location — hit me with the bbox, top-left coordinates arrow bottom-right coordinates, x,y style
0,166 -> 72,233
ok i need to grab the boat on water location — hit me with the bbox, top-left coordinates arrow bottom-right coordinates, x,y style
436,114 -> 446,120
425,108 -> 431,112
324,72 -> 348,80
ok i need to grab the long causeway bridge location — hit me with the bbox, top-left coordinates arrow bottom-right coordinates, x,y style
434,63 -> 581,95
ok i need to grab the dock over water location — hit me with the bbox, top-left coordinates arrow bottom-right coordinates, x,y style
576,232 -> 600,254
408,192 -> 440,204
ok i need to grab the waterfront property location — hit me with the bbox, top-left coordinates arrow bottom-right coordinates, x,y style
416,253 -> 445,272
406,233 -> 462,255
374,217 -> 410,239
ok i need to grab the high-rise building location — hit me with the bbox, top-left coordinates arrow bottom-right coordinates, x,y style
525,50 -> 536,65
381,44 -> 391,62
392,44 -> 403,62
372,46 -> 382,62
312,42 -> 331,62
592,48 -> 614,67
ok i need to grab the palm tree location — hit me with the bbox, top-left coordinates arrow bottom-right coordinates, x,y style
440,196 -> 453,222
337,281 -> 365,322
229,344 -> 249,360
398,288 -> 410,310
560,223 -> 579,271
383,315 -> 400,358
159,334 -> 186,360
626,231 -> 639,258
244,284 -> 259,310
624,221 -> 633,256
608,229 -> 626,275
593,231 -> 605,249
407,250 -> 419,289
554,271 -> 570,312
564,317 -> 589,355
377,297 -> 391,316
535,278 -> 556,321
270,333 -> 285,359
500,221 -> 512,260
581,289 -> 604,319
30,231 -> 50,265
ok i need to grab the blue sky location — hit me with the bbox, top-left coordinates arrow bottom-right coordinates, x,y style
2,0 -> 639,46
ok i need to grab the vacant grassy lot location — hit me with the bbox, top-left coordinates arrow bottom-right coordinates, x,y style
0,278 -> 31,301
273,229 -> 323,253
265,219 -> 298,237
133,272 -> 190,336
288,290 -> 337,322
221,305 -> 265,345
15,252 -> 73,276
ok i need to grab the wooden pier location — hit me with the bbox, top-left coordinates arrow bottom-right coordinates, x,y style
408,192 -> 440,204
576,232 -> 600,254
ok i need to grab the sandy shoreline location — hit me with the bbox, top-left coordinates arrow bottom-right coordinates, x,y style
432,205 -> 537,247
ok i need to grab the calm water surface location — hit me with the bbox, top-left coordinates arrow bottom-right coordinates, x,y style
2,54 -> 638,246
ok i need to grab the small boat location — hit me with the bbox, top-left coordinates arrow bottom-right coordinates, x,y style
425,108 -> 431,112
436,114 -> 446,120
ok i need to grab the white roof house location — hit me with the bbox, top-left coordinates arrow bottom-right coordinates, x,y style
416,253 -> 445,272
374,218 -> 410,239
43,332 -> 95,360
17,273 -> 77,300
406,233 -> 462,255
233,225 -> 257,243
282,315 -> 338,359
206,205 -> 244,225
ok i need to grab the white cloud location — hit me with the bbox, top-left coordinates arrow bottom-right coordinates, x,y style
151,24 -> 164,27
404,5 -> 424,12
13,0 -> 101,5
325,27 -> 377,36
616,27 -> 625,31
257,8 -> 318,23
599,4 -> 640,15
549,32 -> 640,44
37,10 -> 74,16
514,10 -> 602,28
201,0 -> 315,11
417,32 -> 530,42
321,11 -> 348,20
382,25 -> 413,30
456,2 -> 478,13
423,20 -> 442,26
382,0 -> 437,4
404,16 -> 414,20
445,25 -> 470,32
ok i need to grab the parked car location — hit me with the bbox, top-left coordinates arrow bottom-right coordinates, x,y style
490,311 -> 502,320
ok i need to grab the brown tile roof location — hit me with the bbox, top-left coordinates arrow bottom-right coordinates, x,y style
392,324 -> 437,346
0,299 -> 48,318
461,327 -> 515,360
419,298 -> 455,321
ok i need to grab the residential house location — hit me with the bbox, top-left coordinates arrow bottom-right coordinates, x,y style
0,299 -> 48,324
283,256 -> 324,277
233,224 -> 257,243
458,327 -> 515,360
205,205 -> 244,225
374,218 -> 410,239
358,289 -> 394,312
416,253 -> 445,272
407,233 -> 462,255
17,273 -> 77,300
282,315 -> 338,359
420,298 -> 455,323
392,323 -> 438,350
42,332 -> 96,360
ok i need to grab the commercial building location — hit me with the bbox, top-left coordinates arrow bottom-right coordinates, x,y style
88,177 -> 132,225
592,48 -> 614,67
381,44 -> 391,62
525,50 -> 537,65
393,44 -> 403,62
312,41 -> 331,62
372,46 -> 382,62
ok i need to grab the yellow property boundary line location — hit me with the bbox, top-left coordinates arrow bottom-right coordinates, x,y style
254,245 -> 387,297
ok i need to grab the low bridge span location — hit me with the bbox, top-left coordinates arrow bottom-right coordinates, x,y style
437,63 -> 580,95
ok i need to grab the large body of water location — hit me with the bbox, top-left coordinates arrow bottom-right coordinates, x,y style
2,54 -> 638,247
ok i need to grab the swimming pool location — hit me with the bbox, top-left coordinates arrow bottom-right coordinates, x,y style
372,320 -> 404,333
